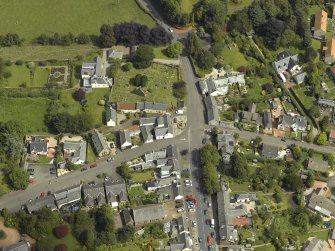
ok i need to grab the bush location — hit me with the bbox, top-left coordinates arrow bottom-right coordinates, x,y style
54,244 -> 68,251
3,72 -> 11,78
0,230 -> 6,240
122,62 -> 132,71
53,225 -> 69,239
15,60 -> 24,65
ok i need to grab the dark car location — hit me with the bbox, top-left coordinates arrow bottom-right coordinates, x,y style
211,232 -> 215,238
90,163 -> 97,168
198,237 -> 203,243
208,245 -> 212,251
202,138 -> 207,144
81,167 -> 88,172
281,138 -> 286,142
107,157 -> 113,162
204,209 -> 208,215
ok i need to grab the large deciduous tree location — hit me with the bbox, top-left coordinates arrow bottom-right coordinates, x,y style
132,44 -> 154,69
99,24 -> 116,48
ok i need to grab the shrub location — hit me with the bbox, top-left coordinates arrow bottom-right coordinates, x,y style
3,72 -> 11,78
122,62 -> 132,71
53,225 -> 69,239
15,60 -> 24,65
38,61 -> 47,66
0,230 -> 6,240
54,244 -> 67,251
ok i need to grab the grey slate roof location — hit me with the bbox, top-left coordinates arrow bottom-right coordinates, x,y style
105,180 -> 128,204
1,241 -> 31,251
120,209 -> 133,225
142,102 -> 167,112
307,158 -> 328,172
63,140 -> 87,164
278,115 -> 307,129
166,145 -> 177,159
293,72 -> 307,84
156,176 -> 176,188
145,149 -> 167,162
308,192 -> 335,217
261,144 -> 279,158
53,184 -> 82,208
106,106 -> 116,123
25,195 -> 57,213
155,126 -> 172,138
273,52 -> 299,74
29,137 -> 47,153
108,49 -> 123,59
235,193 -> 257,202
82,183 -> 106,207
131,204 -> 165,225
139,117 -> 157,126
140,125 -> 153,142
318,98 -> 335,108
119,130 -> 132,147
90,130 -> 109,156
217,132 -> 235,155
263,111 -> 272,129
302,237 -> 330,251
89,76 -> 112,87
205,95 -> 219,124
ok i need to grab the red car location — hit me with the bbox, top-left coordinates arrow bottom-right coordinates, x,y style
207,236 -> 212,244
90,163 -> 97,168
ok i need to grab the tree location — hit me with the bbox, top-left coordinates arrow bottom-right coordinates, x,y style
144,223 -> 166,239
283,174 -> 304,192
262,82 -> 274,94
53,225 -> 69,239
228,11 -> 252,33
248,2 -> 266,28
320,116 -> 331,132
94,205 -> 115,233
8,167 -> 28,190
165,42 -> 183,58
122,62 -> 132,71
99,24 -> 116,48
306,131 -> 314,143
317,132 -> 327,145
173,80 -> 187,99
0,230 -> 6,240
231,150 -> 249,180
132,74 -> 148,87
309,106 -> 320,119
305,171 -> 315,188
196,50 -> 216,70
73,89 -> 85,102
201,144 -> 220,194
54,244 -> 68,251
76,33 -> 90,44
117,225 -> 135,243
292,146 -> 302,160
273,190 -> 283,203
150,26 -> 171,46
109,59 -> 121,78
132,44 -> 154,69
116,163 -> 132,181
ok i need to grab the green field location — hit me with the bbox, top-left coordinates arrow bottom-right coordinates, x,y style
180,0 -> 198,13
98,244 -> 142,251
220,46 -> 249,69
0,44 -> 100,62
2,65 -> 49,87
131,170 -> 154,183
111,63 -> 179,106
0,0 -> 156,42
228,0 -> 254,13
60,88 -> 111,127
0,97 -> 49,132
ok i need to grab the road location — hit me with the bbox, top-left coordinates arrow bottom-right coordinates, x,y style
0,133 -> 188,212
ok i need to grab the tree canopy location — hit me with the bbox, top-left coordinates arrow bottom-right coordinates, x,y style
200,144 -> 220,194
132,44 -> 155,69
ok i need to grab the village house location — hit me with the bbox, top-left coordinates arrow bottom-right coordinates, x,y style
106,106 -> 117,127
307,191 -> 335,217
105,180 -> 128,208
25,195 -> 57,214
261,144 -> 279,158
117,102 -> 137,113
63,140 -> 87,165
131,204 -> 166,225
205,95 -> 219,126
301,237 -> 330,251
199,73 -> 245,96
235,194 -> 257,203
119,130 -> 132,149
217,132 -> 235,164
29,137 -> 48,155
176,100 -> 185,114
136,101 -> 168,114
90,130 -> 110,157
272,51 -> 306,84
325,38 -> 335,64
81,56 -> 112,90
307,158 -> 329,173
313,10 -> 328,39
263,111 -> 272,129
53,184 -> 82,209
83,183 -> 106,207
121,125 -> 141,137
1,241 -> 31,251
318,98 -> 335,108
241,103 -> 262,125
277,115 -> 308,132
140,125 -> 154,143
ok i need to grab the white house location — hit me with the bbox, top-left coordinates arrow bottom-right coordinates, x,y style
119,131 -> 132,149
106,106 -> 116,127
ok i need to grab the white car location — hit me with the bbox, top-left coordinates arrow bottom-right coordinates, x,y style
192,220 -> 197,227
168,27 -> 173,32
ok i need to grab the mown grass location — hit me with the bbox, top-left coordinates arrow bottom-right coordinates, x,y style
0,97 -> 50,132
2,65 -> 49,87
0,0 -> 155,42
131,170 -> 154,183
44,224 -> 81,251
110,63 -> 179,107
0,44 -> 100,62
180,0 -> 198,13
228,0 -> 254,13
220,46 -> 249,69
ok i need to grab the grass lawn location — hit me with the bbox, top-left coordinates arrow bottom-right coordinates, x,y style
180,0 -> 198,13
309,5 -> 322,16
131,170 -> 154,183
87,143 -> 97,163
220,46 -> 249,69
44,224 -> 81,251
128,186 -> 146,206
111,63 -> 179,107
292,85 -> 314,110
36,155 -> 53,164
0,44 -> 99,62
254,244 -> 276,251
299,229 -> 330,243
229,181 -> 251,192
228,0 -> 254,13
106,244 -> 141,251
60,88 -> 111,127
0,0 -> 155,42
2,65 -> 50,87
0,97 -> 49,132
0,175 -> 10,197
153,46 -> 176,60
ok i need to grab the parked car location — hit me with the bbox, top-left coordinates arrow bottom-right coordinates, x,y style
198,237 -> 203,243
107,157 -> 113,162
81,167 -> 88,172
90,163 -> 97,168
211,232 -> 215,238
281,138 -> 286,142
168,27 -> 173,32
27,168 -> 34,174
207,236 -> 212,244
204,197 -> 208,203
204,209 -> 208,215
192,220 -> 197,227
208,202 -> 212,207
